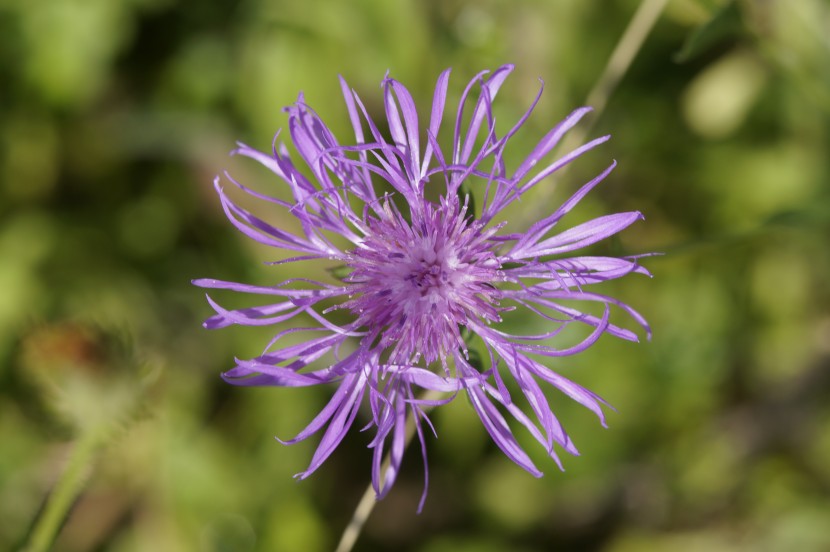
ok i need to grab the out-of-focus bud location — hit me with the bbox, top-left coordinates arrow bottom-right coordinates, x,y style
18,321 -> 159,438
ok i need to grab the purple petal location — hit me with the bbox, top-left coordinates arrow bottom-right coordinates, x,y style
517,212 -> 644,258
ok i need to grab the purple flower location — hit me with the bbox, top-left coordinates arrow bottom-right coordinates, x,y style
194,65 -> 650,511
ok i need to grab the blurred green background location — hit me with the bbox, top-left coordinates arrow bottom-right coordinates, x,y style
2,0 -> 830,550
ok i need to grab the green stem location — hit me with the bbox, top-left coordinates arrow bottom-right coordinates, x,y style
583,0 -> 670,130
22,430 -> 105,552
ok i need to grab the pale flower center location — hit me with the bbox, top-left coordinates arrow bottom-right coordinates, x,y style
344,201 -> 503,364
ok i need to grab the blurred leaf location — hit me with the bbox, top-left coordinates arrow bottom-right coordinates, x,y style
327,264 -> 353,281
762,201 -> 830,228
674,0 -> 743,62
458,180 -> 477,220
681,49 -> 767,138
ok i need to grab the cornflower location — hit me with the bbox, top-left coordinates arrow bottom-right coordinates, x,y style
194,65 -> 651,511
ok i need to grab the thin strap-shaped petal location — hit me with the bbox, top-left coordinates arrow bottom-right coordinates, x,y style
281,370 -> 362,446
373,382 -> 408,498
509,161 -> 617,257
421,68 -> 451,177
295,371 -> 367,478
485,135 -> 611,217
204,294 -> 307,328
232,140 -> 289,180
513,212 -> 644,259
457,64 -> 514,165
498,347 -> 612,427
463,373 -> 543,477
412,400 -> 431,513
383,76 -> 421,184
192,278 -> 345,297
215,180 -> 326,254
339,77 -> 377,201
203,298 -> 299,329
512,107 -> 593,182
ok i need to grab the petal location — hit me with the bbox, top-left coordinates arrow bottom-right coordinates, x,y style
509,161 -> 617,257
465,380 -> 543,477
513,106 -> 593,182
517,212 -> 644,258
420,68 -> 451,176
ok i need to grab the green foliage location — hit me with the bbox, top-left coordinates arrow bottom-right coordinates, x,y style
1,0 -> 829,550
674,0 -> 743,63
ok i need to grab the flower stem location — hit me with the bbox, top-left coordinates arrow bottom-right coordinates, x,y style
22,430 -> 105,552
333,473 -> 382,552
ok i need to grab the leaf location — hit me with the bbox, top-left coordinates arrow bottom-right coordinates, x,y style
466,347 -> 484,371
327,264 -> 353,281
674,0 -> 744,63
458,180 -> 477,220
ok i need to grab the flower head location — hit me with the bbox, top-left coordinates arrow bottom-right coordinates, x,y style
195,65 -> 650,511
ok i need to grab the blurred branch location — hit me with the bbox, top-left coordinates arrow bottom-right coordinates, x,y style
582,0 -> 670,125
21,430 -> 105,552
653,201 -> 830,258
528,0 -> 669,222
